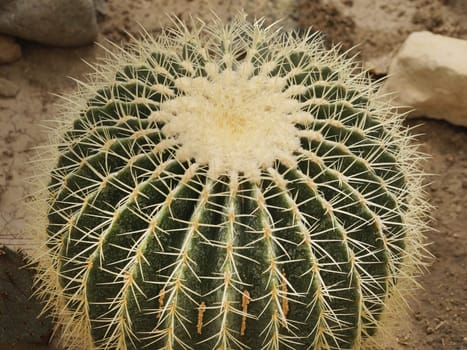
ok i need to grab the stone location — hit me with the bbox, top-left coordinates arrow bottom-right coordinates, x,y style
0,77 -> 19,98
94,0 -> 109,16
0,34 -> 21,64
381,31 -> 467,127
0,0 -> 98,47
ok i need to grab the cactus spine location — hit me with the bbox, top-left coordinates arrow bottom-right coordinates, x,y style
34,14 -> 427,350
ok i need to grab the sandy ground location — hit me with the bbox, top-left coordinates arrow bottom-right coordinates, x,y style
0,0 -> 466,349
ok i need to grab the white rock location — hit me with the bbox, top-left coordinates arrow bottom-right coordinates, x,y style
0,34 -> 21,64
0,0 -> 98,47
381,31 -> 467,127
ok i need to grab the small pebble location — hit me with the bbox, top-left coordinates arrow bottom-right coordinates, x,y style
0,77 -> 20,98
0,34 -> 21,64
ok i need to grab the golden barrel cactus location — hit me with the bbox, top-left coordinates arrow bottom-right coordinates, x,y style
34,14 -> 428,350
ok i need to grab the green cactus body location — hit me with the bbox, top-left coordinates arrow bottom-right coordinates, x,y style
35,14 -> 426,350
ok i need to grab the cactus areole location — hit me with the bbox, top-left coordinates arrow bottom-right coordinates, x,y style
37,14 -> 427,350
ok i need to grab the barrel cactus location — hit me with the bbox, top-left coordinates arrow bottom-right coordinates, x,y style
34,14 -> 427,350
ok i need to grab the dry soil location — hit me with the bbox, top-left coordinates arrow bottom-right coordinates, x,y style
0,0 -> 466,349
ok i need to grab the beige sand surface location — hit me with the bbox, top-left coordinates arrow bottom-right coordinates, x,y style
0,0 -> 465,349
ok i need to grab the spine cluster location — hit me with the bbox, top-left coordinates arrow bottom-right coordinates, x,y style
33,14 -> 428,350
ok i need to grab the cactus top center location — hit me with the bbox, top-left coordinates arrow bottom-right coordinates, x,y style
152,65 -> 307,180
